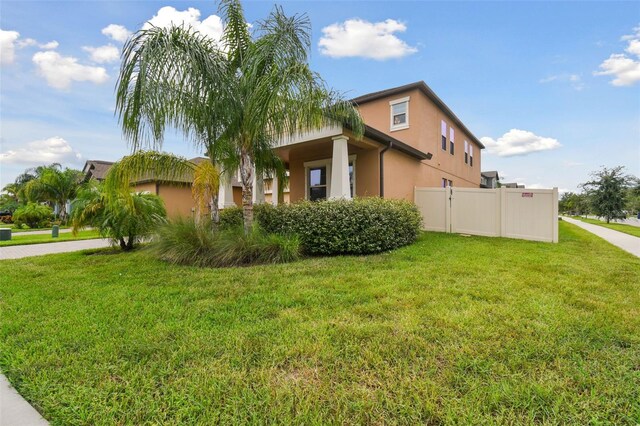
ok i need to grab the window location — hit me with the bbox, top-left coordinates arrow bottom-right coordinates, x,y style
448,180 -> 453,187
304,156 -> 356,200
449,127 -> 455,155
470,145 -> 474,167
441,120 -> 447,151
464,140 -> 469,164
308,166 -> 327,201
442,178 -> 447,188
390,97 -> 410,131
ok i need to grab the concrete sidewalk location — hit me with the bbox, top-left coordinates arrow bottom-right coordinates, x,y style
562,217 -> 640,257
0,374 -> 48,425
0,238 -> 111,260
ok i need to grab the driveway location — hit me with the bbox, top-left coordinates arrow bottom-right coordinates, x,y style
0,238 -> 112,260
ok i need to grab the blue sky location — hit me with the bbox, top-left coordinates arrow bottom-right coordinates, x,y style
1,0 -> 639,192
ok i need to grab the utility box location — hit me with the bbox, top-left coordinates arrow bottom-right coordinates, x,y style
52,225 -> 59,238
0,228 -> 11,241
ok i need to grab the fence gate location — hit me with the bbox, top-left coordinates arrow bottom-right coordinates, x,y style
414,186 -> 558,243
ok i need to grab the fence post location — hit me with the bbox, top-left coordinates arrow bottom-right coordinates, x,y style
499,187 -> 506,238
445,187 -> 452,233
552,187 -> 559,243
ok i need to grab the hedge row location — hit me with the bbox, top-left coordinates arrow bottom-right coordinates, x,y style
219,198 -> 422,255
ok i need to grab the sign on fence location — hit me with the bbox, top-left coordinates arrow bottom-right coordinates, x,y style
414,186 -> 559,243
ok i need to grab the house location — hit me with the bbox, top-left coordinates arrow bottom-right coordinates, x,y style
502,182 -> 525,189
481,171 -> 500,188
260,81 -> 484,203
82,160 -> 114,181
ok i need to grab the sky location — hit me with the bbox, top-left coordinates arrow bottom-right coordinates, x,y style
1,0 -> 639,192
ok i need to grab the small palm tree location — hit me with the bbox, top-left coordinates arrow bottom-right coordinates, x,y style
103,151 -> 220,221
116,0 -> 363,234
71,181 -> 167,251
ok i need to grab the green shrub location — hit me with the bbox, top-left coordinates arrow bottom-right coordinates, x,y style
220,198 -> 422,255
219,206 -> 244,230
151,218 -> 300,267
264,198 -> 421,255
12,203 -> 53,228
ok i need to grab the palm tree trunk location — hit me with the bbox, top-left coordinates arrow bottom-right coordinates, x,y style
239,149 -> 254,235
210,194 -> 220,223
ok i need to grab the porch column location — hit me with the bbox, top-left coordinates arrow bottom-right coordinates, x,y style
252,170 -> 265,204
271,175 -> 279,206
218,174 -> 236,209
329,135 -> 351,200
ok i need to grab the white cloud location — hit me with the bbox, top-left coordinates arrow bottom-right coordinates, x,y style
0,29 -> 20,65
39,41 -> 59,50
83,44 -> 119,63
102,24 -> 131,43
539,73 -> 584,90
319,18 -> 417,60
594,25 -> 640,86
480,129 -> 561,157
143,6 -> 224,42
0,137 -> 82,165
32,51 -> 109,90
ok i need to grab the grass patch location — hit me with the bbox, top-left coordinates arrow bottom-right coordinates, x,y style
571,216 -> 640,238
0,230 -> 101,247
0,224 -> 71,233
0,222 -> 638,424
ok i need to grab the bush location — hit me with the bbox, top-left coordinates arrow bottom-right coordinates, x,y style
12,203 -> 53,228
151,218 -> 301,267
221,198 -> 422,255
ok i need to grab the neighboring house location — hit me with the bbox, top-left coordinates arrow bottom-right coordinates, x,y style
481,171 -> 500,188
82,160 -> 114,181
268,81 -> 484,203
502,182 -> 525,189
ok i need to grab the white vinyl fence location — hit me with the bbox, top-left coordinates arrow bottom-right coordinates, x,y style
414,187 -> 559,243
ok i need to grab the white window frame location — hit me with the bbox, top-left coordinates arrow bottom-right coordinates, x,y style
304,155 -> 356,200
389,96 -> 410,131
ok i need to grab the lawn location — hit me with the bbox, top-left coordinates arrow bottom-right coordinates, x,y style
571,216 -> 640,238
0,230 -> 102,247
0,221 -> 638,424
1,224 -> 71,233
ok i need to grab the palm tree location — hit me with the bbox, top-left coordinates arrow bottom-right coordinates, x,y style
103,151 -> 220,222
71,181 -> 167,251
24,167 -> 85,222
116,0 -> 363,233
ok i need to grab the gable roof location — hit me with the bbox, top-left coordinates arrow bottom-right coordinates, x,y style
351,81 -> 485,149
83,160 -> 114,181
481,170 -> 499,179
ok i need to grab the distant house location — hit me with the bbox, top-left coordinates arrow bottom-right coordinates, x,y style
480,171 -> 500,189
82,160 -> 114,181
502,182 -> 525,189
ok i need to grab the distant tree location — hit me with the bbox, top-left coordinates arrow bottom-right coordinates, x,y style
13,202 -> 53,228
24,167 -> 85,222
581,166 -> 631,223
559,192 -> 591,216
625,177 -> 640,216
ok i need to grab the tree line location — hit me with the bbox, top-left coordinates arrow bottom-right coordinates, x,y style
559,166 -> 640,223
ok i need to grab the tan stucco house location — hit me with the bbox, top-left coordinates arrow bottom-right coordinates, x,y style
248,81 -> 484,204
87,81 -> 483,216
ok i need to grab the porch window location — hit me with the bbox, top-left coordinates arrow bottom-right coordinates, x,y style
308,166 -> 327,201
304,155 -> 356,201
389,97 -> 410,131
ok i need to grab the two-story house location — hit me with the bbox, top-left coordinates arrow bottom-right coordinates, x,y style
264,81 -> 484,204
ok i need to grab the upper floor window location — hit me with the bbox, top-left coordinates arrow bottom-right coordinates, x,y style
470,145 -> 474,167
449,127 -> 455,155
442,178 -> 447,188
464,141 -> 469,164
389,97 -> 410,131
441,120 -> 447,151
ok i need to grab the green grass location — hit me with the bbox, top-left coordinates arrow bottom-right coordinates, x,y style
0,222 -> 638,424
1,224 -> 71,233
571,216 -> 640,238
0,230 -> 102,247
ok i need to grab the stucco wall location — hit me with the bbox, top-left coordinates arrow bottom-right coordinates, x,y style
157,184 -> 196,218
356,88 -> 482,187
